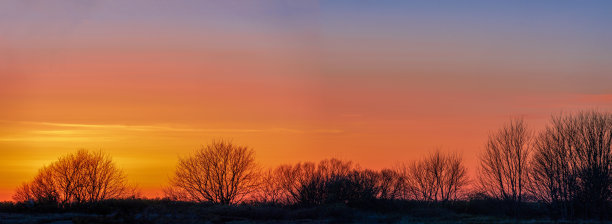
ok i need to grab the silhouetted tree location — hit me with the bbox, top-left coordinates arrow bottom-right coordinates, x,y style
393,163 -> 413,200
478,118 -> 531,215
406,150 -> 468,202
530,110 -> 611,219
13,149 -> 135,204
252,167 -> 289,204
377,168 -> 405,200
276,160 -> 345,205
273,158 -> 390,205
13,166 -> 58,203
166,140 -> 259,204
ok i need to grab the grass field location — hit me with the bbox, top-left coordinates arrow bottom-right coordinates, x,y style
1,200 -> 609,224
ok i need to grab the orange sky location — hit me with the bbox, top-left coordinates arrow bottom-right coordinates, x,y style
1,1 -> 612,201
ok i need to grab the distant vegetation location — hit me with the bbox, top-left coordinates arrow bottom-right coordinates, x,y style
4,110 -> 610,222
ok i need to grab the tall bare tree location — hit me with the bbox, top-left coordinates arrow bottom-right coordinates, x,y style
478,118 -> 531,213
531,110 -> 611,219
13,149 -> 135,204
406,150 -> 468,202
166,140 -> 259,204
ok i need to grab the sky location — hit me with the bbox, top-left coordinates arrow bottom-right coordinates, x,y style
1,0 -> 612,201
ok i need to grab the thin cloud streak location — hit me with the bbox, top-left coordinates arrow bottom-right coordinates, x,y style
0,120 -> 343,135
0,137 -> 113,142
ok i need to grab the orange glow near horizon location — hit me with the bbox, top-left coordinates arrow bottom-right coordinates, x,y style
1,1 -> 612,201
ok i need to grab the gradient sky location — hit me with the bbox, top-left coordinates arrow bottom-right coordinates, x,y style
1,0 -> 612,201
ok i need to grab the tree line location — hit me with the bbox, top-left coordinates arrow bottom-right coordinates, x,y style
13,110 -> 611,219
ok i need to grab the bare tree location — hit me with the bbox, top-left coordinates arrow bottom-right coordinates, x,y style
345,169 -> 380,202
406,150 -> 468,202
13,149 -> 135,204
13,166 -> 58,203
530,110 -> 611,219
252,167 -> 289,204
13,183 -> 31,203
272,158 -> 393,205
393,163 -> 413,200
377,169 -> 405,200
478,118 -> 531,214
166,140 -> 259,204
275,160 -> 334,205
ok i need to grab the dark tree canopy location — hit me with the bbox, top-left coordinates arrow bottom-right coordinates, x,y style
270,158 -> 406,205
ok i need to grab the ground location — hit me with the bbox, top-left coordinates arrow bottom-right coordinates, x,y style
1,212 -> 610,224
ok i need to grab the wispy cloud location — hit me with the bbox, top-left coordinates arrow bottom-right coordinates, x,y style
0,136 -> 112,142
0,121 -> 344,142
21,121 -> 210,132
1,120 -> 263,133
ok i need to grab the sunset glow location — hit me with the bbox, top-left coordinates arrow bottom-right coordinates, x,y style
1,1 -> 612,201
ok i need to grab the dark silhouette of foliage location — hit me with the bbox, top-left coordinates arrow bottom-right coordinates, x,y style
275,159 -> 356,205
270,158 -> 407,206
